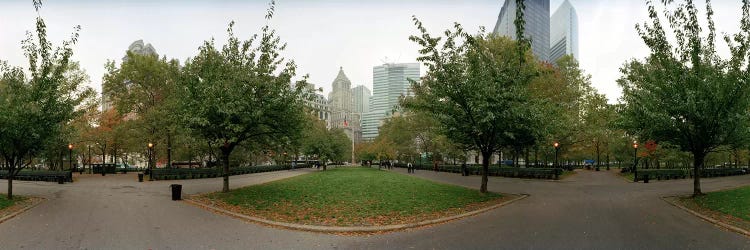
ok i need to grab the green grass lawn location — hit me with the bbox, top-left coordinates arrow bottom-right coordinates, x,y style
0,195 -> 26,211
204,167 -> 504,226
692,186 -> 750,221
622,173 -> 635,181
0,196 -> 13,210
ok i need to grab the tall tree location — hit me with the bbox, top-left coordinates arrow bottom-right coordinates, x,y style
178,2 -> 309,192
0,0 -> 93,199
405,3 -> 541,192
102,49 -> 181,167
618,0 -> 750,196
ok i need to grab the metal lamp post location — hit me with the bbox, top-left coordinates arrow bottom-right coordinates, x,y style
88,145 -> 92,174
553,142 -> 560,169
283,152 -> 288,167
148,142 -> 154,181
68,144 -> 73,172
633,141 -> 638,181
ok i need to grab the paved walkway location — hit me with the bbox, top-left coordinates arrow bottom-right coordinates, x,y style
0,167 -> 748,249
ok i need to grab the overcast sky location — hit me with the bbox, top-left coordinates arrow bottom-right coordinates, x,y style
0,0 -> 746,103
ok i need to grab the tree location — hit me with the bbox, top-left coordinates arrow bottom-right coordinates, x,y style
580,92 -> 613,169
301,118 -> 351,168
177,2 -> 309,192
376,115 -> 418,162
0,0 -> 93,199
102,49 -> 181,167
618,0 -> 750,196
405,2 -> 541,193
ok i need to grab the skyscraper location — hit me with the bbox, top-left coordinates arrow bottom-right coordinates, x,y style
493,0 -> 550,61
361,63 -> 420,140
351,85 -> 371,115
328,67 -> 353,130
549,0 -> 579,64
350,85 -> 371,143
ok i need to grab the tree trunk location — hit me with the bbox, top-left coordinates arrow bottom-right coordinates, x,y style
480,150 -> 491,193
596,143 -> 601,169
7,173 -> 12,200
221,146 -> 232,193
693,152 -> 705,196
524,148 -> 529,168
167,132 -> 172,168
606,151 -> 610,170
6,159 -> 16,199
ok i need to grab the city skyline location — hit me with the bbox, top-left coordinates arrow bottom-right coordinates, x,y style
1,0 -> 747,103
362,62 -> 420,140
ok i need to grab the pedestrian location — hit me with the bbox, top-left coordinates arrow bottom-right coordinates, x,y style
433,161 -> 438,172
291,161 -> 296,170
461,163 -> 467,176
407,162 -> 413,173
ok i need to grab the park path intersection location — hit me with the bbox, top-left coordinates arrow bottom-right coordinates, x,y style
0,167 -> 748,249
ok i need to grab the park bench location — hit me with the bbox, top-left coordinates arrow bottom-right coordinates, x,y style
0,170 -> 72,183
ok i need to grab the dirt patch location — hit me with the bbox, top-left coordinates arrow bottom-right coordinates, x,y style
0,196 -> 44,224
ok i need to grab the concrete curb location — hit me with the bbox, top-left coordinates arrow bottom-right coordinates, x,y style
0,197 -> 44,225
185,194 -> 529,233
662,196 -> 750,237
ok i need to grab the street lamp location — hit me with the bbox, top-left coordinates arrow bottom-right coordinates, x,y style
148,142 -> 154,181
68,144 -> 74,172
283,152 -> 288,167
88,145 -> 92,174
553,142 -> 560,169
633,140 -> 639,181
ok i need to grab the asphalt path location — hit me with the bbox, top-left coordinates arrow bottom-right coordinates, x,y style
0,167 -> 748,250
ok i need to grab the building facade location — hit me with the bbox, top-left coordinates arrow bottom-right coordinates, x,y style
493,0 -> 550,61
549,0 -> 579,64
328,67 -> 353,130
361,63 -> 420,140
304,83 -> 332,128
351,85 -> 371,114
350,85 -> 371,143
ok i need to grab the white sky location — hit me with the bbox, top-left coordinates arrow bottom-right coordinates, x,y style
0,0 -> 746,103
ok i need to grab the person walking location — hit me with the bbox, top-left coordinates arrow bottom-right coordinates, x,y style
461,163 -> 467,176
407,162 -> 413,173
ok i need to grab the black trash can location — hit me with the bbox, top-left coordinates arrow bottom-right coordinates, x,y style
57,176 -> 65,184
138,173 -> 144,182
170,184 -> 182,200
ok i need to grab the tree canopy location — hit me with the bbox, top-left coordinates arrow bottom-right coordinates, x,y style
0,0 -> 93,199
177,3 -> 310,192
617,0 -> 750,196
